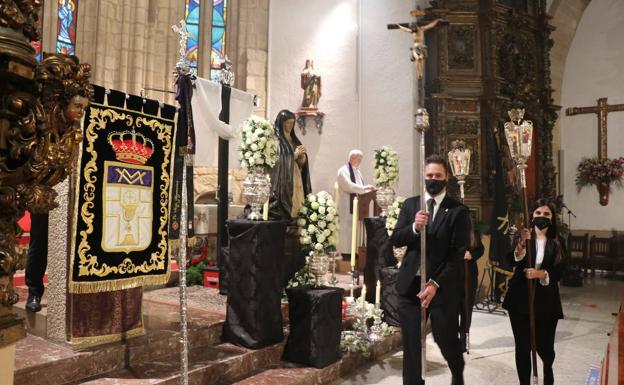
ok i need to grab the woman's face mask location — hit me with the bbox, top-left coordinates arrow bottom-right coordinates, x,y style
532,205 -> 553,230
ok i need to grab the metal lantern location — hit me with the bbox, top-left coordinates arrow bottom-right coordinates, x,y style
503,108 -> 534,188
414,108 -> 430,132
447,140 -> 471,200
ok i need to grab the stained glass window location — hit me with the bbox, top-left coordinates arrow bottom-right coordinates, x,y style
182,0 -> 228,78
56,0 -> 78,55
184,0 -> 201,70
31,2 -> 44,61
210,0 -> 227,81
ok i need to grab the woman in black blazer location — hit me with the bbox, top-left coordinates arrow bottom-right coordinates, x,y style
503,198 -> 564,385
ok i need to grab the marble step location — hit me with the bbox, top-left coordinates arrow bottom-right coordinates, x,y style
77,342 -> 285,385
14,299 -> 227,385
224,332 -> 403,385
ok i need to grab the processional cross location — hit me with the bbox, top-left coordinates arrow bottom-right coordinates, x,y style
387,6 -> 446,382
565,97 -> 624,160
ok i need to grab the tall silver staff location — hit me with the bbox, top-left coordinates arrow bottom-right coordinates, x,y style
503,108 -> 538,385
415,108 -> 429,380
172,20 -> 192,385
447,140 -> 472,353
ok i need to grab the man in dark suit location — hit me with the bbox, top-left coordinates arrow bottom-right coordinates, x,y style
390,154 -> 471,385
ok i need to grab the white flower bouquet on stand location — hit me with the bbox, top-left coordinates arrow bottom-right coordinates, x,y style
373,146 -> 399,216
239,116 -> 279,220
295,191 -> 339,287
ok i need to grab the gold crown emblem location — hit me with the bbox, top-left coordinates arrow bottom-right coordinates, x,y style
107,130 -> 154,165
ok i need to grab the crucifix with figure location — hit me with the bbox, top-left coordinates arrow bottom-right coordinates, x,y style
565,97 -> 624,160
388,6 -> 447,384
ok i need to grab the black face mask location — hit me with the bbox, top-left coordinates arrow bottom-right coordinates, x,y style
425,179 -> 447,196
532,216 -> 551,230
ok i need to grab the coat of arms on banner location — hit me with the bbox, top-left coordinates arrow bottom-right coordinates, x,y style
69,102 -> 176,293
102,131 -> 155,253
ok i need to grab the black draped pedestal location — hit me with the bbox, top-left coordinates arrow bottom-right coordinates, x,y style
364,217 -> 398,303
380,266 -> 401,327
222,220 -> 287,349
282,286 -> 344,368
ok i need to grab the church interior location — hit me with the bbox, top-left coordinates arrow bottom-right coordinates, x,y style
0,0 -> 623,384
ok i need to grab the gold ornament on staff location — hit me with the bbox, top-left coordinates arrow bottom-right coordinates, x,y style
503,108 -> 539,385
447,140 -> 472,354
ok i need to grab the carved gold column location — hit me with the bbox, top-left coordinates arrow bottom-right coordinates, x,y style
0,0 -> 92,354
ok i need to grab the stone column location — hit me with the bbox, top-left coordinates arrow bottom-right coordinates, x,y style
46,178 -> 72,342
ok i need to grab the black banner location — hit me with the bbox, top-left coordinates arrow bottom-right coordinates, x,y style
69,88 -> 176,293
489,140 -> 513,271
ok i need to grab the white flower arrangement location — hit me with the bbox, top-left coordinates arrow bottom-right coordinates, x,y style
239,116 -> 279,171
373,146 -> 399,187
385,196 -> 405,236
297,191 -> 339,254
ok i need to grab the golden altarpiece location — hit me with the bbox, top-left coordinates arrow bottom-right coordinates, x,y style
422,0 -> 558,220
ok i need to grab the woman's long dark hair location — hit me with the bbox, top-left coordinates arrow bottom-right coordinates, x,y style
532,197 -> 564,264
532,197 -> 558,240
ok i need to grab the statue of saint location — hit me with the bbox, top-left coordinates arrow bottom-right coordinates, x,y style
300,60 -> 321,109
269,110 -> 312,221
395,10 -> 444,80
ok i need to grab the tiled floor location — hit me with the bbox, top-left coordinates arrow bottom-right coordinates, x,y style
334,277 -> 624,385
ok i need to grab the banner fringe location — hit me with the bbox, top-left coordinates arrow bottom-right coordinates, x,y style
68,274 -> 169,294
69,326 -> 145,348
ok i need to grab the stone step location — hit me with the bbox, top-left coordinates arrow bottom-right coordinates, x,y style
224,332 -> 403,385
14,299 -> 227,385
77,342 -> 284,385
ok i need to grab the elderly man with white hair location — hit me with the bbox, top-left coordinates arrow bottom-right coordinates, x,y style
336,149 -> 375,254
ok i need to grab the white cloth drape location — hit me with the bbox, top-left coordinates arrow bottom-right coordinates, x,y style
191,77 -> 255,167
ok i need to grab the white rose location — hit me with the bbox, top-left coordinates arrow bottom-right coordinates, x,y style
308,194 -> 317,202
256,158 -> 264,165
254,152 -> 262,159
382,151 -> 387,157
328,236 -> 337,246
317,234 -> 326,243
379,158 -> 385,164
303,236 -> 311,245
314,243 -> 323,251
328,223 -> 336,231
311,202 -> 320,210
297,218 -> 306,227
308,224 -> 316,233
318,220 -> 326,228
299,206 -> 308,215
249,158 -> 255,166
318,206 -> 326,214
326,213 -> 335,221
245,151 -> 252,159
323,229 -> 331,236
328,207 -> 336,215
251,143 -> 259,151
310,213 -> 318,222
258,141 -> 265,149
318,196 -> 326,205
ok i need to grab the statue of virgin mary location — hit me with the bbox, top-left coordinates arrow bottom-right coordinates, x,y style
269,110 -> 312,221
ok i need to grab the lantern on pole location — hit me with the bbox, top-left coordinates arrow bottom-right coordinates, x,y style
503,107 -> 538,385
447,140 -> 471,201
